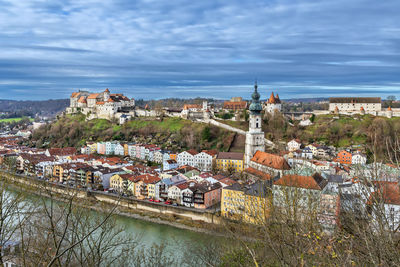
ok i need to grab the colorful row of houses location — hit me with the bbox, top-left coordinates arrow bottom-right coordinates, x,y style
81,141 -> 246,173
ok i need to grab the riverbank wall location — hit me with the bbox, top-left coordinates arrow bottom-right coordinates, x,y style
0,170 -> 223,228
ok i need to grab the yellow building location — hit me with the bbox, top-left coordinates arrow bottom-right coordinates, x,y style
110,173 -> 135,194
216,152 -> 244,172
123,144 -> 129,156
221,181 -> 271,224
88,143 -> 98,154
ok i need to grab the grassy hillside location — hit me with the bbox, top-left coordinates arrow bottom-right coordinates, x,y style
0,117 -> 34,123
31,114 -> 244,153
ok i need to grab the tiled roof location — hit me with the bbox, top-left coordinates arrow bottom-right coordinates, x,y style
223,101 -> 248,110
372,182 -> 400,205
186,149 -> 198,156
77,96 -> 87,103
87,93 -> 100,99
183,104 -> 201,110
329,97 -> 381,104
251,151 -> 290,170
71,92 -> 80,98
245,167 -> 272,180
216,152 -> 244,160
136,174 -> 160,184
274,173 -> 327,190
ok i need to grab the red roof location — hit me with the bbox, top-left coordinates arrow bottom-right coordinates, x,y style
186,149 -> 198,156
251,151 -> 290,170
135,174 -> 160,184
370,182 -> 400,205
274,173 -> 327,190
87,93 -> 100,99
245,167 -> 272,180
48,147 -> 77,157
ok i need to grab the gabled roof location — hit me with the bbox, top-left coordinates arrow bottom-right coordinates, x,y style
71,92 -> 80,98
87,93 -> 100,99
251,151 -> 290,170
47,147 -> 77,157
274,173 -> 327,190
370,182 -> 400,205
223,101 -> 248,110
77,96 -> 87,103
135,174 -> 160,184
183,104 -> 202,110
186,149 -> 198,156
245,167 -> 272,180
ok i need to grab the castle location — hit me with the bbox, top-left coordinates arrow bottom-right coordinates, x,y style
66,89 -> 135,120
264,92 -> 282,113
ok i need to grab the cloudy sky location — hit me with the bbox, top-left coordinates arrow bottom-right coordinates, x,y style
0,0 -> 399,100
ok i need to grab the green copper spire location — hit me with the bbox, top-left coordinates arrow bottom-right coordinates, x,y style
249,81 -> 262,114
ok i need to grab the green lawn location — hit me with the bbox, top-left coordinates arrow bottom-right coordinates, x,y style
0,117 -> 34,123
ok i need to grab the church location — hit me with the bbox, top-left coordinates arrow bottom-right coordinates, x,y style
244,83 -> 290,180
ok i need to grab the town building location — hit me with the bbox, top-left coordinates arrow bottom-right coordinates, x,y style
337,150 -> 352,165
216,152 -> 244,172
287,139 -> 302,152
223,97 -> 248,111
221,181 -> 271,224
329,97 -> 381,115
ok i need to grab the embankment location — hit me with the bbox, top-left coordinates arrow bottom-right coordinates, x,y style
1,170 -> 225,234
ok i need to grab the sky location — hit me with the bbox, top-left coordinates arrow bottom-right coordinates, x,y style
0,0 -> 400,100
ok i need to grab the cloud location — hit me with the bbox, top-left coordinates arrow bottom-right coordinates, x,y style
0,0 -> 399,100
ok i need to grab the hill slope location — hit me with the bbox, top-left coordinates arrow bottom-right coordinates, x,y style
31,114 -> 244,153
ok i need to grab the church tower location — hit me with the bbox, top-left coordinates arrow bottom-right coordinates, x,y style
245,82 -> 265,168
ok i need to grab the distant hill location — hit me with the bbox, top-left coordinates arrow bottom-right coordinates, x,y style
0,99 -> 69,118
281,97 -> 329,103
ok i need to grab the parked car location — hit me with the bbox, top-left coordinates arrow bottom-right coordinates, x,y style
149,198 -> 154,202
154,199 -> 161,203
164,200 -> 172,205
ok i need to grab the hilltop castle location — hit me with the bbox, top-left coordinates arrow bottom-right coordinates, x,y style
66,89 -> 135,120
264,92 -> 282,113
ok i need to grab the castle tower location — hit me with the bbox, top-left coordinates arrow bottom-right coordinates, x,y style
245,82 -> 265,168
104,88 -> 110,102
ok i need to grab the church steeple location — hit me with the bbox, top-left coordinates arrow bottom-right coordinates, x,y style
249,82 -> 262,114
245,81 -> 266,168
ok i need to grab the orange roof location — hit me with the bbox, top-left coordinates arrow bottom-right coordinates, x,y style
104,88 -> 110,93
87,93 -> 100,99
96,101 -> 105,105
77,96 -> 87,103
135,174 -> 160,184
274,173 -> 327,190
245,167 -> 272,180
183,104 -> 201,110
71,92 -> 80,98
371,182 -> 400,205
223,101 -> 248,110
268,92 -> 276,104
251,151 -> 290,170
